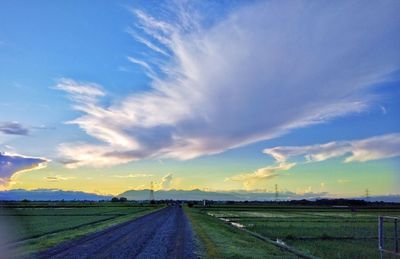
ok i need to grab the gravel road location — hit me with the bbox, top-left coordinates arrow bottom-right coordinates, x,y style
33,205 -> 196,259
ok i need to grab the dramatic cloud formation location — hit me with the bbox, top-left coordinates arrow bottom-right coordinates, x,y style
264,133 -> 400,164
57,1 -> 400,167
0,152 -> 49,186
0,122 -> 29,135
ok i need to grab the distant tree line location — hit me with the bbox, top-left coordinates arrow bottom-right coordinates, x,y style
111,197 -> 128,202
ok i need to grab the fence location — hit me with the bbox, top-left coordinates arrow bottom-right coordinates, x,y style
379,216 -> 399,258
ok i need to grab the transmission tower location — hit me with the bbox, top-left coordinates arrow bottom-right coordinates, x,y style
365,188 -> 370,200
149,181 -> 155,201
275,184 -> 279,201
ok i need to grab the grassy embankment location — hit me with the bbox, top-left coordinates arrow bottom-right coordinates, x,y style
0,202 -> 162,256
184,206 -> 297,258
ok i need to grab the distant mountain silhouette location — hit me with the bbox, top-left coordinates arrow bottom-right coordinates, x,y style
119,189 -> 400,202
357,195 -> 400,203
0,188 -> 398,202
0,189 -> 110,201
119,189 -> 328,201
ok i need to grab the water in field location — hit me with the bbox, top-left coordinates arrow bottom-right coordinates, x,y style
205,206 -> 400,259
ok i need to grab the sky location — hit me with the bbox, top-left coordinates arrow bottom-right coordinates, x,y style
0,0 -> 399,196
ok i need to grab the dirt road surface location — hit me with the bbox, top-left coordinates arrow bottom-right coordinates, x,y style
33,206 -> 196,259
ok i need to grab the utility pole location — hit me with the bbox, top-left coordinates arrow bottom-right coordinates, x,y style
149,181 -> 155,201
365,188 -> 370,200
275,184 -> 278,202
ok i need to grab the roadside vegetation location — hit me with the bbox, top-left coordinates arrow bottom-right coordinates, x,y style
0,202 -> 162,256
184,206 -> 296,258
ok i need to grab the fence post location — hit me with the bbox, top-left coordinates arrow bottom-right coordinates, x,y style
395,218 -> 398,254
379,216 -> 384,250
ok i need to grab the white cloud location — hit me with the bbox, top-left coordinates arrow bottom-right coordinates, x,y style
58,143 -> 136,168
227,163 -> 294,182
126,27 -> 169,56
57,1 -> 400,167
229,133 -> 400,189
44,175 -> 76,182
160,173 -> 173,190
54,78 -> 105,105
112,173 -> 153,178
226,163 -> 294,190
263,133 -> 400,164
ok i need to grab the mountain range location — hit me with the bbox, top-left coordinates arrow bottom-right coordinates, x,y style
0,188 -> 399,203
118,189 -> 327,201
0,189 -> 111,201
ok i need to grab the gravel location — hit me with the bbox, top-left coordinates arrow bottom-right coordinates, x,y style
33,205 -> 196,259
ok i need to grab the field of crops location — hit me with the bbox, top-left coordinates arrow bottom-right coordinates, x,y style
200,205 -> 400,258
0,202 -> 160,255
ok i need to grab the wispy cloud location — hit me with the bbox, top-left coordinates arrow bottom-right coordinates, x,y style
127,56 -> 157,79
57,1 -> 400,167
226,163 -> 294,190
0,122 -> 29,135
0,152 -> 49,187
54,78 -> 105,106
112,173 -> 153,178
227,164 -> 294,182
264,133 -> 400,164
337,179 -> 350,185
44,175 -> 76,182
229,133 -> 400,189
126,27 -> 169,56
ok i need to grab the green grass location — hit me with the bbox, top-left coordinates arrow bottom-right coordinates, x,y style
199,205 -> 400,259
185,206 -> 297,258
0,202 -> 162,256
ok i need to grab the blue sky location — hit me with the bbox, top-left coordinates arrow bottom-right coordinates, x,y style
0,0 -> 399,195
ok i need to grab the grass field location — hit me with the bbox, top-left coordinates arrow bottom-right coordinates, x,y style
195,205 -> 400,259
0,202 -> 161,256
2,202 -> 399,258
185,206 -> 296,258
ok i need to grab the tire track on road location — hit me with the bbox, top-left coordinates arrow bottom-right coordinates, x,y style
33,206 -> 195,259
